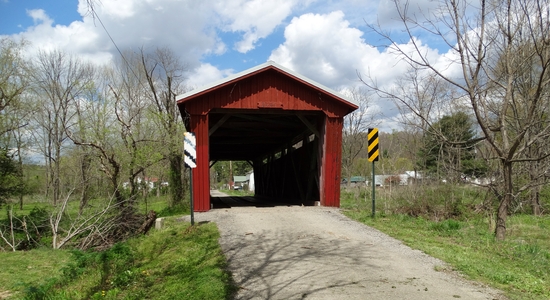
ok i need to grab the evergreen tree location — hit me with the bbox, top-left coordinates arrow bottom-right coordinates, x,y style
420,112 -> 486,182
0,149 -> 22,205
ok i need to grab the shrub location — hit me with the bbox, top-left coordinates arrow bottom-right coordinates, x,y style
0,206 -> 51,250
384,175 -> 402,186
157,204 -> 188,217
342,184 -> 484,221
429,219 -> 462,236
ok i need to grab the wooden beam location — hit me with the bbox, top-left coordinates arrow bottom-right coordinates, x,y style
297,114 -> 320,139
209,160 -> 218,168
290,149 -> 306,201
209,114 -> 231,136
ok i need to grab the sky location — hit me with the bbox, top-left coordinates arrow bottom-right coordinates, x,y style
0,0 -> 456,132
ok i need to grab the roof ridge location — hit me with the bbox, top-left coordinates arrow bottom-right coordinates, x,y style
176,61 -> 356,106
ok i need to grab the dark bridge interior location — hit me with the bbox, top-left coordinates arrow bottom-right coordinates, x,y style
209,109 -> 324,208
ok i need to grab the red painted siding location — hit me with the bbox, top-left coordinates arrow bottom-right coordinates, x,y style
190,114 -> 210,212
183,70 -> 353,117
320,117 -> 342,207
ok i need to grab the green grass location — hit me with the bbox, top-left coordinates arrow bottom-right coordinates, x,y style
4,219 -> 235,300
341,189 -> 550,300
5,193 -> 181,217
0,248 -> 72,297
2,198 -> 50,218
221,188 -> 254,197
1,194 -> 230,299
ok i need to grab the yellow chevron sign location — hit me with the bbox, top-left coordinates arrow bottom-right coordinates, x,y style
368,128 -> 379,162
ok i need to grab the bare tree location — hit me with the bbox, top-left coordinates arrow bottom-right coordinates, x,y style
378,131 -> 415,175
140,47 -> 188,207
0,208 -> 20,251
391,69 -> 455,178
0,38 -> 32,207
68,52 -> 163,206
0,38 -> 30,136
341,87 -> 378,183
109,51 -> 163,204
505,40 -> 550,215
363,0 -> 550,240
31,49 -> 95,205
66,66 -> 126,204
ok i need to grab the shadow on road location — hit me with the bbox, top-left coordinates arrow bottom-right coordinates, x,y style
210,192 -> 308,209
207,207 -> 504,300
222,227 -> 380,300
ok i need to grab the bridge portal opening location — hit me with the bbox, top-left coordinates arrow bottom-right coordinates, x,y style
208,110 -> 324,208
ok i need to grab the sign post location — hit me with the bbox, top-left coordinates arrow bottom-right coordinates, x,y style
184,132 -> 197,225
367,128 -> 379,217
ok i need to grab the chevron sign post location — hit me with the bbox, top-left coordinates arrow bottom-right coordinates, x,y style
184,132 -> 196,225
367,128 -> 379,162
368,128 -> 379,217
184,132 -> 197,169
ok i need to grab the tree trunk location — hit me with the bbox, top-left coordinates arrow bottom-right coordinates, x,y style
109,166 -> 124,205
530,160 -> 542,216
137,210 -> 157,235
531,185 -> 541,216
495,161 -> 513,240
79,153 -> 91,215
17,140 -> 24,210
129,170 -> 138,204
169,152 -> 184,207
53,131 -> 62,206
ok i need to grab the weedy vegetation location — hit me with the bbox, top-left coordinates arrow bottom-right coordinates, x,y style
0,219 -> 235,299
341,184 -> 550,300
0,198 -> 235,300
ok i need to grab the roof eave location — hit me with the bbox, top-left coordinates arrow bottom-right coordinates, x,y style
176,61 -> 358,109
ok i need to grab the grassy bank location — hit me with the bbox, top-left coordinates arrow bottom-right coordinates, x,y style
341,185 -> 550,299
0,219 -> 235,299
0,248 -> 72,298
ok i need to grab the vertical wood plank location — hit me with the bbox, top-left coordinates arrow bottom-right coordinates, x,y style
320,117 -> 343,207
190,114 -> 210,212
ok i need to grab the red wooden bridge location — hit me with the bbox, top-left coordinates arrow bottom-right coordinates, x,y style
176,61 -> 357,211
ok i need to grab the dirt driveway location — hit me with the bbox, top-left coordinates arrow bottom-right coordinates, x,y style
185,193 -> 505,300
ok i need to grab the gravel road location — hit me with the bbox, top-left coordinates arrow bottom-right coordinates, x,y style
182,191 -> 506,300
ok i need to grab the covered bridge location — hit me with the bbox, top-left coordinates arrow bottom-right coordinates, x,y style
176,61 -> 357,211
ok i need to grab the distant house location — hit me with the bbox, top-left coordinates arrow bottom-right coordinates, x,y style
374,175 -> 389,186
233,175 -> 248,190
369,172 -> 424,187
341,176 -> 367,186
342,171 -> 427,187
403,171 -> 424,185
122,177 -> 168,190
247,171 -> 255,192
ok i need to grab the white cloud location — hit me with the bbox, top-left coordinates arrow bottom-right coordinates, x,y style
7,0 -> 390,79
270,11 -> 384,89
268,10 -> 463,132
97,0 -> 136,19
306,0 -> 378,26
27,9 -> 53,26
3,0 -> 309,100
2,0 -> 464,134
9,0 -> 228,68
186,63 -> 235,89
214,0 -> 297,53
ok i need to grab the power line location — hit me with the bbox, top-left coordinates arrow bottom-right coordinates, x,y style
90,7 -> 143,84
